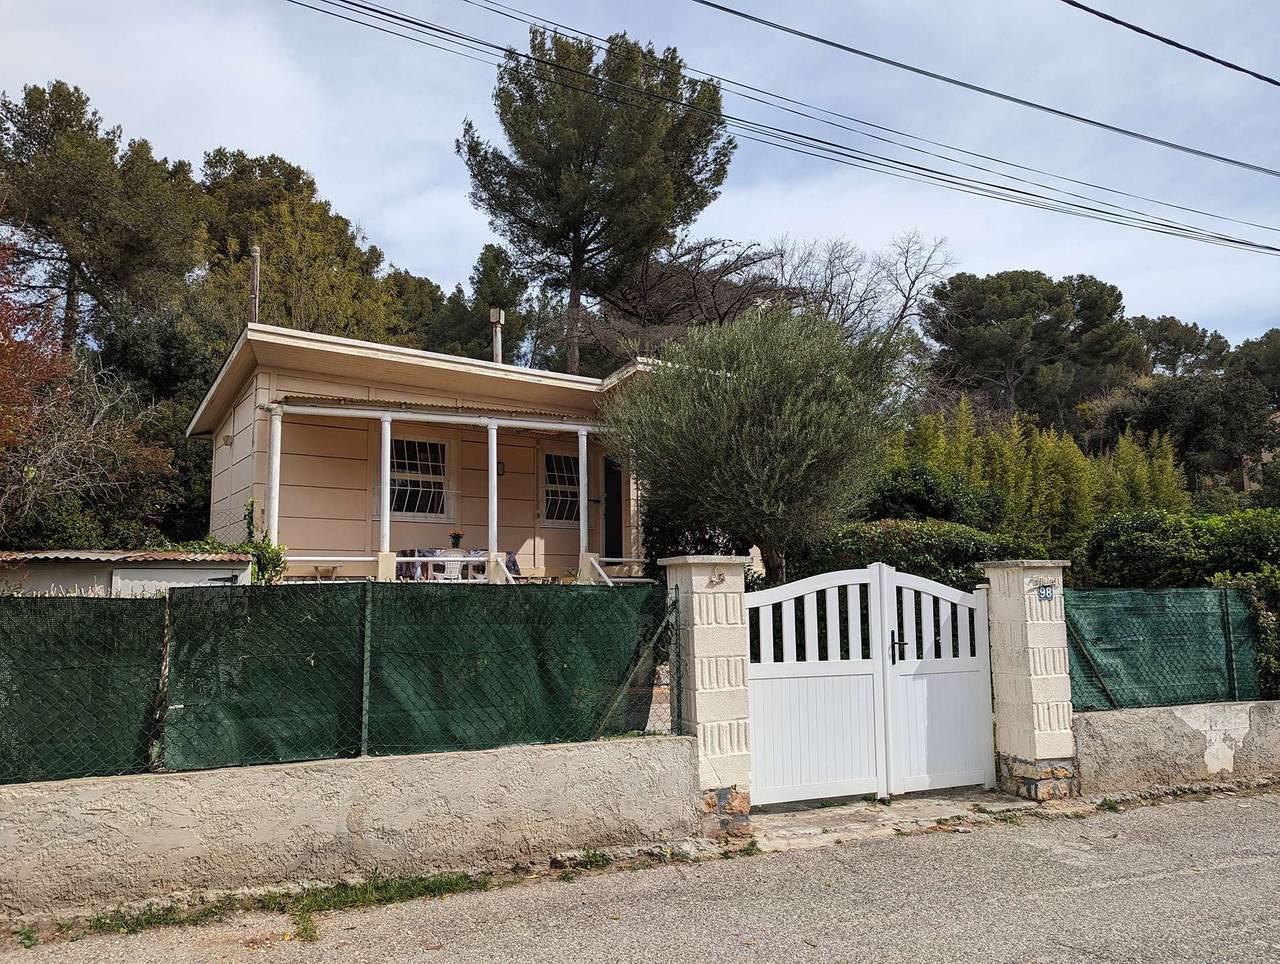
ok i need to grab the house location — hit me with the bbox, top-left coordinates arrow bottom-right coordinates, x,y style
185,321 -> 645,581
0,550 -> 252,596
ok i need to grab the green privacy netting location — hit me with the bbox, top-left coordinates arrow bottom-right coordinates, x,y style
366,583 -> 672,755
163,584 -> 367,771
0,597 -> 165,784
1065,587 -> 1260,711
18,582 -> 678,778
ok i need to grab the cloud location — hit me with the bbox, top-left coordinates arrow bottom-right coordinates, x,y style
4,0 -> 1276,338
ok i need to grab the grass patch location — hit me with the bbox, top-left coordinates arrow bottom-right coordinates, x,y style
14,926 -> 37,949
557,870 -> 577,883
87,900 -> 235,935
992,811 -> 1022,825
1098,798 -> 1123,813
82,872 -> 488,942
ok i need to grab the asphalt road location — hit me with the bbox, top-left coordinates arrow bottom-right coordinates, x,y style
10,792 -> 1280,963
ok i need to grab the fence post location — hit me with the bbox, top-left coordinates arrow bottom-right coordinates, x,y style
659,554 -> 752,837
360,579 -> 373,757
979,559 -> 1078,800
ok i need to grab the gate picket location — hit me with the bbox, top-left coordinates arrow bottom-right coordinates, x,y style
746,563 -> 995,804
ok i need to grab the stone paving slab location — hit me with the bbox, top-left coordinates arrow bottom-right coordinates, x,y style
751,786 -> 1048,851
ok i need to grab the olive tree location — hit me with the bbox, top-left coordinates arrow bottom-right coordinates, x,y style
602,306 -> 906,583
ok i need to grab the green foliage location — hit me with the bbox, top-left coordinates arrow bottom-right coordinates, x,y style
794,519 -> 1046,592
0,81 -> 208,346
604,306 -> 905,582
458,27 -> 735,372
1214,565 -> 1280,699
1132,314 -> 1229,376
888,403 -> 1187,553
1228,327 -> 1280,407
173,500 -> 286,584
1080,509 -> 1280,588
921,270 -> 1146,430
1081,370 -> 1279,488
863,464 -> 1000,529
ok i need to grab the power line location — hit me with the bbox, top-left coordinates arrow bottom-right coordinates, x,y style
1053,0 -> 1280,89
302,0 -> 1280,254
284,0 -> 1280,256
453,0 -> 1280,236
686,0 -> 1280,179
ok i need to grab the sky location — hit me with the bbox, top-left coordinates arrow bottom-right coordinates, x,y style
3,0 -> 1278,341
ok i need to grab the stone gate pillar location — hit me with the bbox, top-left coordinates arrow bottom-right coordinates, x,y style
659,555 -> 752,836
980,559 -> 1078,800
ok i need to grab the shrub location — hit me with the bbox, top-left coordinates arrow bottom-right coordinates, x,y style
1081,508 -> 1280,588
1212,566 -> 1280,699
862,465 -> 1000,530
792,519 -> 1046,592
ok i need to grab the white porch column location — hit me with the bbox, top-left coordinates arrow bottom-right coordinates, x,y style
266,407 -> 282,545
487,421 -> 501,582
577,428 -> 588,554
377,415 -> 394,581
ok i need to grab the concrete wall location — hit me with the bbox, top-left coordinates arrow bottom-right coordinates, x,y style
1073,700 -> 1280,794
0,736 -> 699,917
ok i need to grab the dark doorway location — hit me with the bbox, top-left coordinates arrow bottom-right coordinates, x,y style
604,457 -> 624,559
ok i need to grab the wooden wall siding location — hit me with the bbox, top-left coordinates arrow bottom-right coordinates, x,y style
208,373 -> 263,543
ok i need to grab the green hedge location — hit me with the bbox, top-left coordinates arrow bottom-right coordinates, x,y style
792,519 -> 1047,592
1080,509 -> 1280,588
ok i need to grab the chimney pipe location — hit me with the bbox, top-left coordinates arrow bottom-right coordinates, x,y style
250,244 -> 261,326
490,307 -> 505,363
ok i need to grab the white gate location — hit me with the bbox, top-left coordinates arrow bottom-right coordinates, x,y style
745,563 -> 994,804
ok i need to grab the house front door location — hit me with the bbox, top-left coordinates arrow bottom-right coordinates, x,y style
603,458 -> 623,559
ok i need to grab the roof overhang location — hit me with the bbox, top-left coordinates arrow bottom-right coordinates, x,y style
186,324 -> 612,438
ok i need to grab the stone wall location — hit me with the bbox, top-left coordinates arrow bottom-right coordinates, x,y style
1073,700 -> 1280,794
0,736 -> 699,918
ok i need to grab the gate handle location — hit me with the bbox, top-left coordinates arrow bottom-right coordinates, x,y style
890,631 -> 907,664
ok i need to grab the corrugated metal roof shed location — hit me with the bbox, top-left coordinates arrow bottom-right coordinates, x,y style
0,550 -> 252,564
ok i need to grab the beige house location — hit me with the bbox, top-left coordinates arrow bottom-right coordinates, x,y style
186,323 -> 643,582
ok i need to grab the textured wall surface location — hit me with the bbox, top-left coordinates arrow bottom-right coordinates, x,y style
0,736 -> 699,917
1074,700 -> 1280,794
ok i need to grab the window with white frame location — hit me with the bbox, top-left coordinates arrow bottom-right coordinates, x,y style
543,451 -> 580,523
389,437 -> 448,518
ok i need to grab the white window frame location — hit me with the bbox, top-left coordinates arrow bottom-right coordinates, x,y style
539,443 -> 583,528
375,431 -> 454,523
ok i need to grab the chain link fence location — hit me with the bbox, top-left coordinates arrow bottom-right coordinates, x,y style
0,597 -> 166,783
0,584 -> 678,785
1065,587 -> 1261,711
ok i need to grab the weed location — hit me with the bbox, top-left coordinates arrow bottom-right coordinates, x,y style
1098,798 -> 1123,813
290,909 -> 319,943
861,793 -> 877,803
286,873 -> 488,916
722,838 -> 762,859
970,803 -> 995,815
557,870 -> 577,883
14,926 -> 37,949
993,811 -> 1022,825
579,849 -> 612,870
935,815 -> 964,826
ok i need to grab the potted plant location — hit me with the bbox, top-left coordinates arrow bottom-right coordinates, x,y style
448,528 -> 464,550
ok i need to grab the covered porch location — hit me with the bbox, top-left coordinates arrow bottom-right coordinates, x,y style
263,398 -> 637,583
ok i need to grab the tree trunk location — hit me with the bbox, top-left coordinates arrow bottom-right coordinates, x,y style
761,545 -> 787,586
61,259 -> 80,350
566,279 -> 581,375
